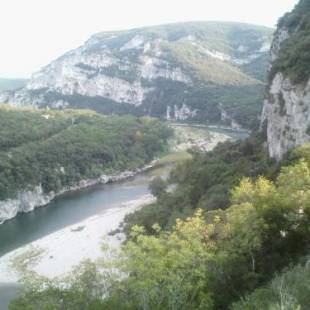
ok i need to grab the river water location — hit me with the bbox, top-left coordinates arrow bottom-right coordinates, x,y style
0,126 -> 246,309
0,174 -> 152,258
0,174 -> 153,309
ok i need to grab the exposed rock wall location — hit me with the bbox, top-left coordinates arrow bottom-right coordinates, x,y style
261,2 -> 310,160
262,73 -> 310,160
166,104 -> 197,121
0,22 -> 272,126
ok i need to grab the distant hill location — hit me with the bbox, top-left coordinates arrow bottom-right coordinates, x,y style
0,22 -> 273,129
0,78 -> 28,91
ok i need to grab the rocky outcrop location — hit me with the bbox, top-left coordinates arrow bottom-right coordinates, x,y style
0,162 -> 155,224
219,104 -> 244,131
0,22 -> 272,127
0,186 -> 51,225
262,73 -> 310,160
270,29 -> 290,62
261,0 -> 310,159
166,104 -> 197,121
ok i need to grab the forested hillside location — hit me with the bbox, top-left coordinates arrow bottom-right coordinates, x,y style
0,106 -> 171,202
271,0 -> 310,84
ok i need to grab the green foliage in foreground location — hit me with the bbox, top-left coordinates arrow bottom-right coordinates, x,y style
0,107 -> 172,200
124,134 -> 278,234
10,158 -> 310,309
232,259 -> 310,310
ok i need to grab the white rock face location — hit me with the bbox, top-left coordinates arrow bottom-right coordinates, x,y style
166,104 -> 197,121
0,186 -> 51,224
3,33 -> 192,108
25,50 -> 151,106
220,104 -> 243,131
262,73 -> 310,160
140,56 -> 191,83
270,29 -> 290,61
261,19 -> 310,160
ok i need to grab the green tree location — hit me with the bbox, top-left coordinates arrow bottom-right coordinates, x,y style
149,176 -> 167,199
115,210 -> 214,310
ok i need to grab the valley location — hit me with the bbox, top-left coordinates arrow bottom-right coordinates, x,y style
1,1 -> 310,308
0,123 -> 242,309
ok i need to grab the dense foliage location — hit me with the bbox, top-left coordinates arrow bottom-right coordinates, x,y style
233,258 -> 310,309
0,106 -> 172,200
271,0 -> 310,83
10,157 -> 310,309
124,134 -> 278,234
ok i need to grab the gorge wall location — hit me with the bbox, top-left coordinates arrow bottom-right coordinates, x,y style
0,22 -> 272,129
261,0 -> 310,159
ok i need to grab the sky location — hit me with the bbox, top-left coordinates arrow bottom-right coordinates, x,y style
0,0 -> 299,78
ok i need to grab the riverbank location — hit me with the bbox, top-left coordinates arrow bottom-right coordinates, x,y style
0,194 -> 155,283
0,160 -> 157,225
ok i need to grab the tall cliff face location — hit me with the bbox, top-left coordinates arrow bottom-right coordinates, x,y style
261,0 -> 310,160
0,22 -> 272,129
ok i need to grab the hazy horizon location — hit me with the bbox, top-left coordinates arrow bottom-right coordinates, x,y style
0,0 -> 298,78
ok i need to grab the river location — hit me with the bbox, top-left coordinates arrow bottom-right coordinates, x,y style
0,125 -> 246,309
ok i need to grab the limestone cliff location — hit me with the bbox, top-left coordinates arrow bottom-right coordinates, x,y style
0,22 -> 272,128
261,0 -> 310,159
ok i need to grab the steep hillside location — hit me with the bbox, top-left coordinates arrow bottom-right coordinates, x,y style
0,22 -> 273,129
261,0 -> 310,159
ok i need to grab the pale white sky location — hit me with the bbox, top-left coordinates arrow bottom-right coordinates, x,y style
0,0 -> 298,78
